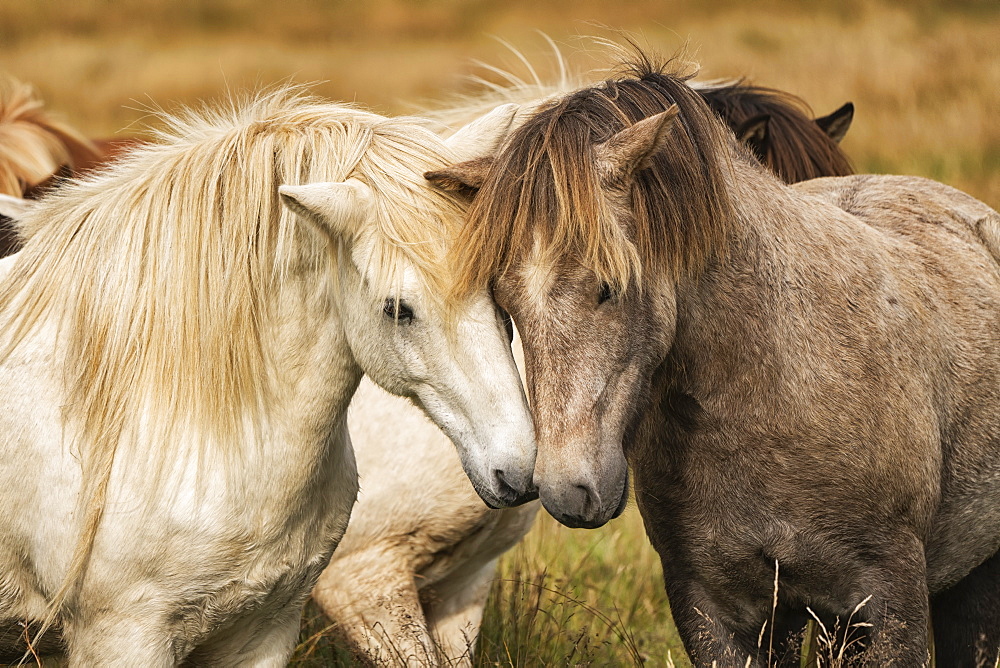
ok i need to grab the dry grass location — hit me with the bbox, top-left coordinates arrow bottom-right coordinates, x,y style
3,2 -> 999,666
291,504 -> 686,667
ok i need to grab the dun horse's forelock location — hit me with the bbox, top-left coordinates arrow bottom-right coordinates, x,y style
699,82 -> 853,183
453,56 -> 737,301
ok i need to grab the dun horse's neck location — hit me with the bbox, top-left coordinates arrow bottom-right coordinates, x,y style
667,160 -> 824,390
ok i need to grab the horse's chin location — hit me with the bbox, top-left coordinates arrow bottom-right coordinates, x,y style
540,469 -> 629,529
469,475 -> 539,509
611,470 -> 630,519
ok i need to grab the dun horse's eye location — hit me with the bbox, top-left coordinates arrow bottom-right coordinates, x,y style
383,298 -> 414,323
598,282 -> 616,305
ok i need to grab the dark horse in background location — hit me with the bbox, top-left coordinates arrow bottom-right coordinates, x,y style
697,80 -> 854,183
429,53 -> 1000,667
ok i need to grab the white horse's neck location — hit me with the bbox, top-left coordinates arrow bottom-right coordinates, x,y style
42,254 -> 364,570
173,263 -> 363,529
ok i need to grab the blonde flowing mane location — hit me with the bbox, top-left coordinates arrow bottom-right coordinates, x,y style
0,76 -> 99,196
418,36 -> 598,134
0,87 -> 466,616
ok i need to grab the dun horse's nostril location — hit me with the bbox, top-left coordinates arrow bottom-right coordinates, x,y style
576,483 -> 599,518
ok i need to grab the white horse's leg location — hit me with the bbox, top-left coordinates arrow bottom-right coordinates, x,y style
422,559 -> 498,667
184,611 -> 302,668
63,613 -> 178,667
313,545 -> 438,666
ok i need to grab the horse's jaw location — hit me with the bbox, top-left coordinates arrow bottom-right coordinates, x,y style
341,281 -> 538,509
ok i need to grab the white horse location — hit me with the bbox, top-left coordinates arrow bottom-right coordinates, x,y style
0,89 -> 534,666
308,50 -> 591,667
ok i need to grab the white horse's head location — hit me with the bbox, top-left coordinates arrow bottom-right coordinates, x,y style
279,105 -> 537,508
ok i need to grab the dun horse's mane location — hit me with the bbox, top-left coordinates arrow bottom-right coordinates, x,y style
0,87 -> 466,617
0,77 -> 99,197
453,54 -> 737,299
696,80 -> 853,182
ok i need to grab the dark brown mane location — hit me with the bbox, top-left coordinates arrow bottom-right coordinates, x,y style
454,56 -> 737,299
699,81 -> 853,182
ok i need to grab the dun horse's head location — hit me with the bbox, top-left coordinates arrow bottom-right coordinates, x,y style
428,69 -> 733,528
279,104 -> 538,509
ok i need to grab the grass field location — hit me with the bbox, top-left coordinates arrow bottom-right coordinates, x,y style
3,1 -> 999,666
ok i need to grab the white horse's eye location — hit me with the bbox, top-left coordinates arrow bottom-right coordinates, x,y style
383,298 -> 415,323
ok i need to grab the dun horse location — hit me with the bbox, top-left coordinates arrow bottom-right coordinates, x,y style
429,57 -> 1000,667
313,68 -> 857,666
0,90 -> 536,665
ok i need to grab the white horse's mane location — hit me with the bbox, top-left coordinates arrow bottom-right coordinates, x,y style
417,36 -> 601,134
0,87 -> 467,616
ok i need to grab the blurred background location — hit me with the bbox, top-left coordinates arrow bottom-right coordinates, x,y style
3,1 -> 998,665
4,0 -> 1000,205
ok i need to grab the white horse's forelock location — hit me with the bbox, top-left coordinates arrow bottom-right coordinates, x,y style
0,86 -> 468,618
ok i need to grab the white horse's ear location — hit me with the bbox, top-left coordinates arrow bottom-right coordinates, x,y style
278,179 -> 373,241
445,103 -> 518,162
426,103 -> 517,199
595,106 -> 679,178
425,157 -> 494,198
0,194 -> 33,221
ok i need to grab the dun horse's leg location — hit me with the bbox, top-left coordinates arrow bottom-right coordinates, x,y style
850,551 -> 932,668
660,576 -> 765,668
931,550 -> 1000,668
767,609 -> 810,668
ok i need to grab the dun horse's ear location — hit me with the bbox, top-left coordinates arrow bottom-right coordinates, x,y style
278,179 -> 373,241
425,157 -> 494,200
595,105 -> 680,178
445,103 -> 519,162
814,102 -> 854,144
735,114 -> 770,147
0,194 -> 33,221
